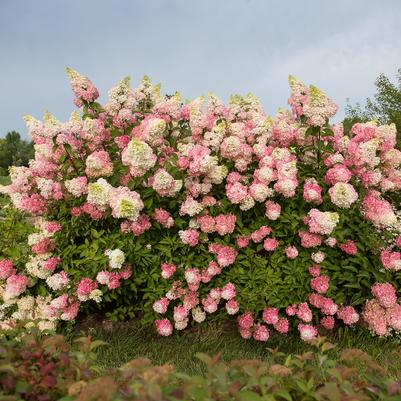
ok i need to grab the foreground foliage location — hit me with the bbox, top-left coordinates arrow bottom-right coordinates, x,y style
2,330 -> 401,401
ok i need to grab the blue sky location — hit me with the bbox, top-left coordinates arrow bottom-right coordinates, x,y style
1,0 -> 400,138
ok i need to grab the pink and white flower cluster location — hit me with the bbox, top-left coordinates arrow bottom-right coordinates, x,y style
0,68 -> 400,340
362,283 -> 401,336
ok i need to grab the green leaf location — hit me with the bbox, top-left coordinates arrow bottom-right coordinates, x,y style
239,390 -> 262,401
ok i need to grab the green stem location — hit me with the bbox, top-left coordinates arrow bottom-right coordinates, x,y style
63,144 -> 80,175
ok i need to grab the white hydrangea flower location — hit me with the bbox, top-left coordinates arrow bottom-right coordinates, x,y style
109,187 -> 144,220
192,307 -> 206,323
105,249 -> 125,269
87,178 -> 113,210
121,138 -> 157,177
329,182 -> 358,209
240,195 -> 255,211
89,289 -> 103,303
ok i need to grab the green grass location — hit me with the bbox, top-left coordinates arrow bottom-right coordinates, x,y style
76,317 -> 401,376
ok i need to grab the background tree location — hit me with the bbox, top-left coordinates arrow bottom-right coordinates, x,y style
0,131 -> 34,176
344,68 -> 401,142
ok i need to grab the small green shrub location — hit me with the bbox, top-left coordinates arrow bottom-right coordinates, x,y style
0,329 -> 105,401
2,332 -> 401,400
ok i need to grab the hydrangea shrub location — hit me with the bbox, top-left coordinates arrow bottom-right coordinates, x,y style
1,69 -> 401,340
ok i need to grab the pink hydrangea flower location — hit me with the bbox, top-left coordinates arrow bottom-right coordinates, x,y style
339,240 -> 358,255
226,182 -> 248,204
119,265 -> 132,280
50,294 -> 69,310
286,304 -> 298,316
362,192 -> 397,230
309,293 -> 325,309
155,318 -> 173,336
274,317 -> 289,333
0,259 -> 16,280
237,312 -> 254,329
329,182 -> 358,209
263,238 -> 279,252
150,168 -> 182,197
251,226 -> 272,243
65,176 -> 88,197
311,251 -> 325,264
310,275 -> 329,294
253,324 -> 270,341
380,249 -> 401,271
202,297 -> 219,313
161,263 -> 176,279
299,231 -> 322,248
236,235 -> 251,248
371,282 -> 397,308
31,238 -> 56,255
265,201 -> 281,220
5,274 -> 28,299
43,257 -> 60,272
309,265 -> 321,277
20,194 -> 47,215
262,307 -> 279,325
303,178 -> 323,204
209,288 -> 221,300
154,208 -> 174,228
226,299 -> 239,315
325,237 -> 337,247
386,304 -> 401,331
298,324 -> 318,341
66,67 -> 99,106
207,261 -> 222,276
42,221 -> 62,234
320,316 -> 335,330
60,301 -> 80,321
362,299 -> 388,336
179,229 -> 199,247
215,214 -> 236,236
221,283 -> 236,300
284,245 -> 298,259
320,297 -> 338,315
325,164 -> 352,185
297,303 -> 313,322
238,327 -> 252,339
209,244 -> 238,267
305,209 -> 339,235
184,268 -> 201,286
197,214 -> 216,233
201,195 -> 217,207
77,278 -> 97,301
106,273 -> 120,289
337,306 -> 359,325
46,271 -> 69,291
173,305 -> 189,322
153,297 -> 169,314
85,150 -> 114,178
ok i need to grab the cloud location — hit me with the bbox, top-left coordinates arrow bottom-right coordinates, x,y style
0,0 -> 400,137
219,6 -> 401,121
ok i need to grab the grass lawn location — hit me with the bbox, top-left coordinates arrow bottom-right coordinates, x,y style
74,316 -> 401,376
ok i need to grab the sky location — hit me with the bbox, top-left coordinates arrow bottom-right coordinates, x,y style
0,0 -> 400,139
